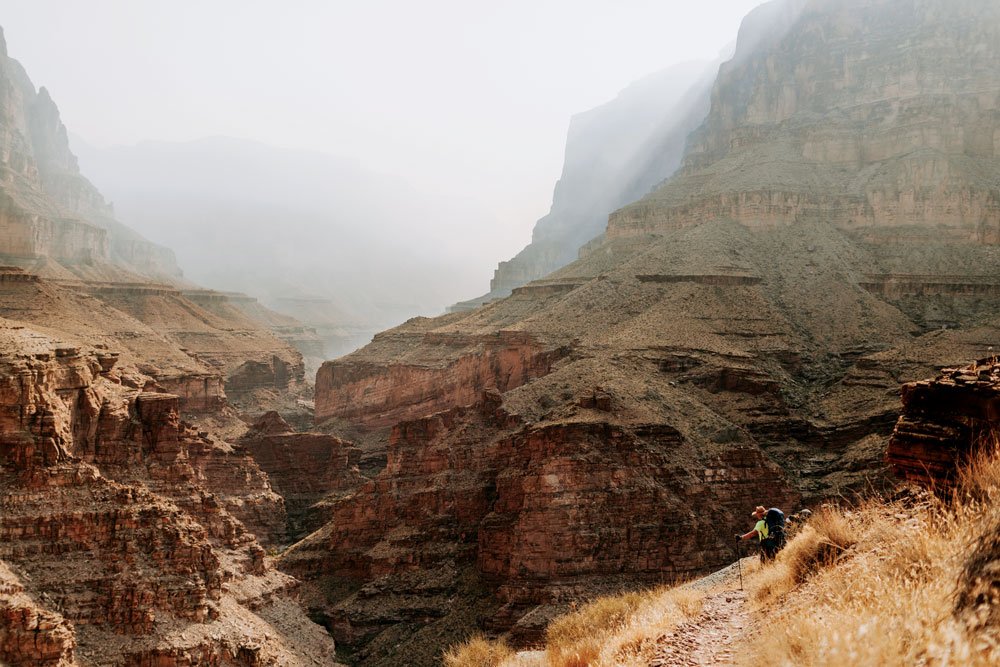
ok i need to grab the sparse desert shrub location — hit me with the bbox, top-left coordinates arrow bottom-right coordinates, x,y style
442,635 -> 515,667
785,507 -> 856,580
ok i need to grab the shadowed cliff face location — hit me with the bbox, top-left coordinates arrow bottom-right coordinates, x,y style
300,1 -> 1000,662
467,60 -> 716,305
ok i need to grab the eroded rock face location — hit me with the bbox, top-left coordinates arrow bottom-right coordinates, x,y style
0,560 -> 76,667
0,327 -> 337,666
283,389 -> 799,651
241,413 -> 365,539
315,329 -> 568,429
609,0 -> 1000,242
886,360 -> 1000,488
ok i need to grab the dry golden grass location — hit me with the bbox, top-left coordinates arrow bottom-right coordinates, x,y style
443,634 -> 515,667
742,450 -> 1000,667
448,446 -> 1000,667
750,506 -> 858,606
540,586 -> 704,667
443,585 -> 705,667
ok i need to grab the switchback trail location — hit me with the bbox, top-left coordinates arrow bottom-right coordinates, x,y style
650,560 -> 752,667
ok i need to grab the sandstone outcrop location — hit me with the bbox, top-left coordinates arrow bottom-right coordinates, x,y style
0,271 -> 305,412
241,412 -> 365,539
0,561 -> 76,666
315,328 -> 568,429
887,359 -> 1000,488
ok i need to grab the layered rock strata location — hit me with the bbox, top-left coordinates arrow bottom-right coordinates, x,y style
0,27 -> 180,282
0,561 -> 76,667
609,0 -> 1000,242
241,411 -> 365,539
0,272 -> 305,412
0,324 -> 338,666
315,329 -> 568,429
886,359 -> 1000,488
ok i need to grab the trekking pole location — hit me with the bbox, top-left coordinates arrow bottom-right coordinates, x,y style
736,539 -> 744,591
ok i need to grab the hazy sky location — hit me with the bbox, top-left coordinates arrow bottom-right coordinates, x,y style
4,0 -> 762,265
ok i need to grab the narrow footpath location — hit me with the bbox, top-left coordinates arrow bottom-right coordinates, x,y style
649,559 -> 752,667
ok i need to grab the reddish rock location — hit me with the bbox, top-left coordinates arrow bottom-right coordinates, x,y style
314,330 -> 568,429
0,561 -> 76,666
281,393 -> 798,647
887,360 -> 1000,489
0,334 -> 336,665
241,429 -> 365,538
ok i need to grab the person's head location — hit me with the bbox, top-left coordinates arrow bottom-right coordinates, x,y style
752,506 -> 766,519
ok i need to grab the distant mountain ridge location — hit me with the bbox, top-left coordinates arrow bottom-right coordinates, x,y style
450,59 -> 717,310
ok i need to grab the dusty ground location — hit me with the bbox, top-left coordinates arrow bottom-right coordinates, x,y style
651,559 -> 752,667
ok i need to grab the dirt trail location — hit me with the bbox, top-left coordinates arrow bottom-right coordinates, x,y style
650,560 -> 751,667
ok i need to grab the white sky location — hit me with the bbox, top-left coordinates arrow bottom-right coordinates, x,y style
3,0 -> 762,263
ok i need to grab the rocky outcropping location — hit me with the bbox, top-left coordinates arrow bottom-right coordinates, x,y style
0,561 -> 76,667
241,411 -> 365,539
315,328 -> 568,429
887,360 -> 1000,488
0,323 -> 338,665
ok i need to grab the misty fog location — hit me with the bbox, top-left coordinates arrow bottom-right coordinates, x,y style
2,0 -> 764,351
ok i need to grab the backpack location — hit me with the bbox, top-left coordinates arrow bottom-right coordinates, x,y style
765,508 -> 786,546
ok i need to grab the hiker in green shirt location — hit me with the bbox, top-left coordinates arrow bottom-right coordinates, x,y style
737,505 -> 769,543
736,505 -> 783,562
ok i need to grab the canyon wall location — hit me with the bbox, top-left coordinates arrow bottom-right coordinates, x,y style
0,28 -> 181,282
0,324 -> 338,665
450,60 -> 716,311
608,0 -> 1000,241
315,327 -> 568,428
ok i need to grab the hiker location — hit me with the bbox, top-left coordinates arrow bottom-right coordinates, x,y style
736,505 -> 786,562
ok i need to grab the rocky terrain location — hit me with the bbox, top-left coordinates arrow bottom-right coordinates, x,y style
0,325 -> 338,665
887,358 -> 1000,488
299,0 -> 1000,663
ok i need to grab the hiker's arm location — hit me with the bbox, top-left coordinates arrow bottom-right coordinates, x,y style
738,529 -> 757,540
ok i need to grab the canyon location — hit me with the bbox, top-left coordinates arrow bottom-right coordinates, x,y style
299,0 -> 1000,663
2,0 -> 1000,665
